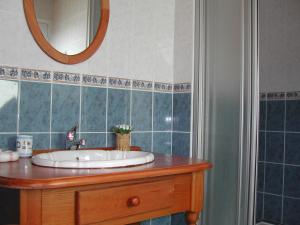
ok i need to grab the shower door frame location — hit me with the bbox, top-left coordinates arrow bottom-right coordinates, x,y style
192,0 -> 260,224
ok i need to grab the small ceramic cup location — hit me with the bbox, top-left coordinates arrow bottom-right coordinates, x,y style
16,135 -> 33,157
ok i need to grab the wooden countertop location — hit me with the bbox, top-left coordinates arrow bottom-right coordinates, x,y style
0,153 -> 212,190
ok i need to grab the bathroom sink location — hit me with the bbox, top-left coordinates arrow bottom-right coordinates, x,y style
32,150 -> 155,168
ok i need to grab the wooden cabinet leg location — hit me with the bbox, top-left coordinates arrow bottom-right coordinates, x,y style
186,212 -> 199,225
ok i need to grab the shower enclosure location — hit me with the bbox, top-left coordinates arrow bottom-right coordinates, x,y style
194,0 -> 299,224
193,0 -> 259,225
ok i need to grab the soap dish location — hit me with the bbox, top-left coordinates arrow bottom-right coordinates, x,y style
0,150 -> 19,163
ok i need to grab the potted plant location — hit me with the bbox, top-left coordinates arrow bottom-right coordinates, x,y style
113,124 -> 132,151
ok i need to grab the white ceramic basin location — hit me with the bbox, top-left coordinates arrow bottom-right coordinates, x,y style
32,150 -> 155,168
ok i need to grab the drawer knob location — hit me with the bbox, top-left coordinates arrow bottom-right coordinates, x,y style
127,196 -> 140,207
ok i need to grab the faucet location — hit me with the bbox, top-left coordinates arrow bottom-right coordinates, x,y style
66,124 -> 86,150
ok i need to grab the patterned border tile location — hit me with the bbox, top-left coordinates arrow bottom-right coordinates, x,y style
260,93 -> 267,100
0,66 -> 19,80
132,80 -> 153,91
82,74 -> 107,87
108,77 -> 131,89
0,65 -> 187,93
53,72 -> 81,84
267,92 -> 286,100
286,91 -> 300,100
21,68 -> 52,82
154,82 -> 173,93
173,83 -> 192,93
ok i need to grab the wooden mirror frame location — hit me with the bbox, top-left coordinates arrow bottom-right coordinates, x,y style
23,0 -> 110,64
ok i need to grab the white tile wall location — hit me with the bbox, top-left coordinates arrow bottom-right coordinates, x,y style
0,0 -> 194,84
260,0 -> 300,92
174,0 -> 194,83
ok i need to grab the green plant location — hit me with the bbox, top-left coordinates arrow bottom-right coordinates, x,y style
112,124 -> 132,135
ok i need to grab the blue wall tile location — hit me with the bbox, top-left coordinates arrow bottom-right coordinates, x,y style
265,163 -> 283,195
20,133 -> 50,150
6,134 -> 47,152
171,213 -> 186,225
257,162 -> 264,192
283,197 -> 300,225
80,133 -> 106,148
260,101 -> 266,130
151,216 -> 171,225
19,82 -> 51,132
266,100 -> 285,131
256,193 -> 263,222
265,132 -> 284,163
258,131 -> 265,161
131,91 -> 152,131
173,93 -> 191,132
51,133 -> 66,149
107,89 -> 130,132
172,132 -> 190,157
141,220 -> 151,225
32,133 -> 50,150
284,165 -> 300,198
286,100 -> 300,132
263,194 -> 282,224
52,84 -> 80,132
153,132 -> 171,154
285,133 -> 300,165
258,97 -> 300,223
0,80 -> 18,132
0,74 -> 195,225
0,134 -> 16,150
106,132 -> 115,148
153,93 -> 172,131
131,132 -> 152,151
81,87 -> 106,132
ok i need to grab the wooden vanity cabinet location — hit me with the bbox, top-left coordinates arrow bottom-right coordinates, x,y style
0,153 -> 211,225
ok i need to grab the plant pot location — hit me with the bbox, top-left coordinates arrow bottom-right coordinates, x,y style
116,133 -> 130,151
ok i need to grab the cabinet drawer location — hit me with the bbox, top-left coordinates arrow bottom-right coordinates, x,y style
76,179 -> 174,225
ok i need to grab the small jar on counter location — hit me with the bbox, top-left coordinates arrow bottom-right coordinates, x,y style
16,135 -> 33,157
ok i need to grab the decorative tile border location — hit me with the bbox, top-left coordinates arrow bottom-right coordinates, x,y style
21,68 -> 52,82
0,66 -> 19,80
260,91 -> 300,101
0,65 -> 193,93
154,82 -> 173,93
286,91 -> 300,100
267,92 -> 286,100
132,80 -> 153,91
82,74 -> 107,87
173,83 -> 192,93
108,77 -> 131,89
53,72 -> 81,85
260,93 -> 266,100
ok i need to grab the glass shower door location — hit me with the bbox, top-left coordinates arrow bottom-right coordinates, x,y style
195,0 -> 258,225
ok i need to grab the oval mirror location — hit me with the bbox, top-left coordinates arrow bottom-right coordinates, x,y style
23,0 -> 109,64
